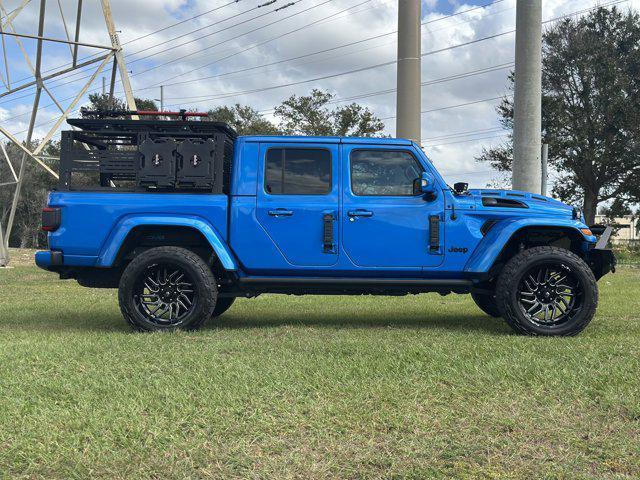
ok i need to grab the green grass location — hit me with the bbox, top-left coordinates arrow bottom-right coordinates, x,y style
0,264 -> 639,479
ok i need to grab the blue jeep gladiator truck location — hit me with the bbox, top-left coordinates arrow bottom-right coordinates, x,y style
36,115 -> 615,335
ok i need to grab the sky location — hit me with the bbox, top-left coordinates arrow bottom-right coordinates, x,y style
0,0 -> 638,189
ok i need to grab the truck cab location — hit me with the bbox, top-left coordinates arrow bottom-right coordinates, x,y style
36,118 -> 615,335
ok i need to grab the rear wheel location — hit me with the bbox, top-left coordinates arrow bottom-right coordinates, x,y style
118,246 -> 217,332
471,292 -> 500,317
495,246 -> 598,336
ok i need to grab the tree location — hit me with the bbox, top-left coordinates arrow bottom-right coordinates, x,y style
81,93 -> 158,116
207,104 -> 280,135
274,89 -> 385,137
477,7 -> 640,225
0,141 -> 59,248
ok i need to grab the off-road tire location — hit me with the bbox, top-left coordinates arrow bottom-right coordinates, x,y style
212,297 -> 235,318
495,246 -> 598,336
119,246 -> 217,332
471,292 -> 501,317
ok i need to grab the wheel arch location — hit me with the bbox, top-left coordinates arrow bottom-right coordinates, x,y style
97,215 -> 237,272
465,218 -> 592,278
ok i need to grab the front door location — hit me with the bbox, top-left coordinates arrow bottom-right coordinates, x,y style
256,142 -> 339,267
341,145 -> 444,268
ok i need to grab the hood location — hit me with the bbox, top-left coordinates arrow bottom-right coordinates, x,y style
466,189 -> 576,218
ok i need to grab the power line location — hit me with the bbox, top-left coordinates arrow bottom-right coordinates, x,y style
130,0 -> 508,93
426,132 -> 509,147
162,32 -> 519,107
0,0 -> 337,106
381,95 -> 510,121
1,0 -> 628,138
255,63 -> 514,114
138,0 -> 372,86
0,0 -> 507,114
123,0 -> 245,46
161,0 -> 629,105
38,0 -> 315,90
7,0 -> 246,86
128,0 -> 309,65
10,0 -> 341,98
0,0 -> 374,114
423,126 -> 506,141
4,0 -> 627,105
438,169 -> 500,176
6,0 -> 504,103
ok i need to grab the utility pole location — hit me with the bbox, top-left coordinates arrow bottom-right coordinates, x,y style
396,0 -> 421,143
512,0 -> 542,193
541,143 -> 548,196
160,85 -> 164,111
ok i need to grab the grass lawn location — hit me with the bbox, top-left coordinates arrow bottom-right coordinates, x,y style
0,256 -> 639,479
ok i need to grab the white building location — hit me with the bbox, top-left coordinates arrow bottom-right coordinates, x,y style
594,215 -> 638,244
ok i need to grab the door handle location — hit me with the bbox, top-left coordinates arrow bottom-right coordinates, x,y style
268,209 -> 293,217
347,210 -> 373,218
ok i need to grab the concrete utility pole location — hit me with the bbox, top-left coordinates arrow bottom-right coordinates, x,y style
512,0 -> 542,193
160,85 -> 164,111
396,0 -> 421,143
541,143 -> 549,196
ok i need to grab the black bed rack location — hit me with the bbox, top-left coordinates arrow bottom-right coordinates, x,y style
59,115 -> 236,193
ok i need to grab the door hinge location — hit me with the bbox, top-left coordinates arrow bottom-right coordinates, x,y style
323,212 -> 336,253
429,215 -> 440,252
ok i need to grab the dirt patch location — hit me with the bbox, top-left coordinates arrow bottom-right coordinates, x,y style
4,248 -> 36,267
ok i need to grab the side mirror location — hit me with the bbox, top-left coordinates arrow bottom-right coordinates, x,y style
419,172 -> 436,195
453,182 -> 469,195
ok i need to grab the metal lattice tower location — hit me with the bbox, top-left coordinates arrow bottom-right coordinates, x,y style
0,0 -> 137,266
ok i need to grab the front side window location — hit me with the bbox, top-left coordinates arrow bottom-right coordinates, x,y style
351,150 -> 423,196
265,148 -> 331,195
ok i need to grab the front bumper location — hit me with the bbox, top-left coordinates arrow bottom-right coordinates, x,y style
586,226 -> 616,279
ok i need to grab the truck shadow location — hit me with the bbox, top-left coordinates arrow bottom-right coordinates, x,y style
1,293 -> 508,334
2,310 -> 508,335
207,312 -> 509,334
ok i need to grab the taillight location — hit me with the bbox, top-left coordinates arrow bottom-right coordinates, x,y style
42,207 -> 61,232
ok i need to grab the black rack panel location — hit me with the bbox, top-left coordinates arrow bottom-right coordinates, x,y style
58,119 -> 236,193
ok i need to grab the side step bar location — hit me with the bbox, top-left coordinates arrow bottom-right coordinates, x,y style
238,277 -> 472,286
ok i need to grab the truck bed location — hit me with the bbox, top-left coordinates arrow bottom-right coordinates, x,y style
45,191 -> 229,267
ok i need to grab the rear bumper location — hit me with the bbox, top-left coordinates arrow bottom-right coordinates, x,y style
35,250 -> 63,270
35,250 -> 97,271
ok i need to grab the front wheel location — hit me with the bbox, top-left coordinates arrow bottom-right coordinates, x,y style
118,246 -> 217,332
495,246 -> 598,336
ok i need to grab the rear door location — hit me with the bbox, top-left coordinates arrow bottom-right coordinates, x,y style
341,145 -> 444,268
256,142 -> 339,267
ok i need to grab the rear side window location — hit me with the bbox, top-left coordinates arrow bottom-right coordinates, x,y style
351,150 -> 423,196
265,148 -> 331,195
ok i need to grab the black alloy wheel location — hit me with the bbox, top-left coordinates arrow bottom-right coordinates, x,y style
495,246 -> 598,336
134,263 -> 197,326
517,263 -> 583,327
119,246 -> 217,331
